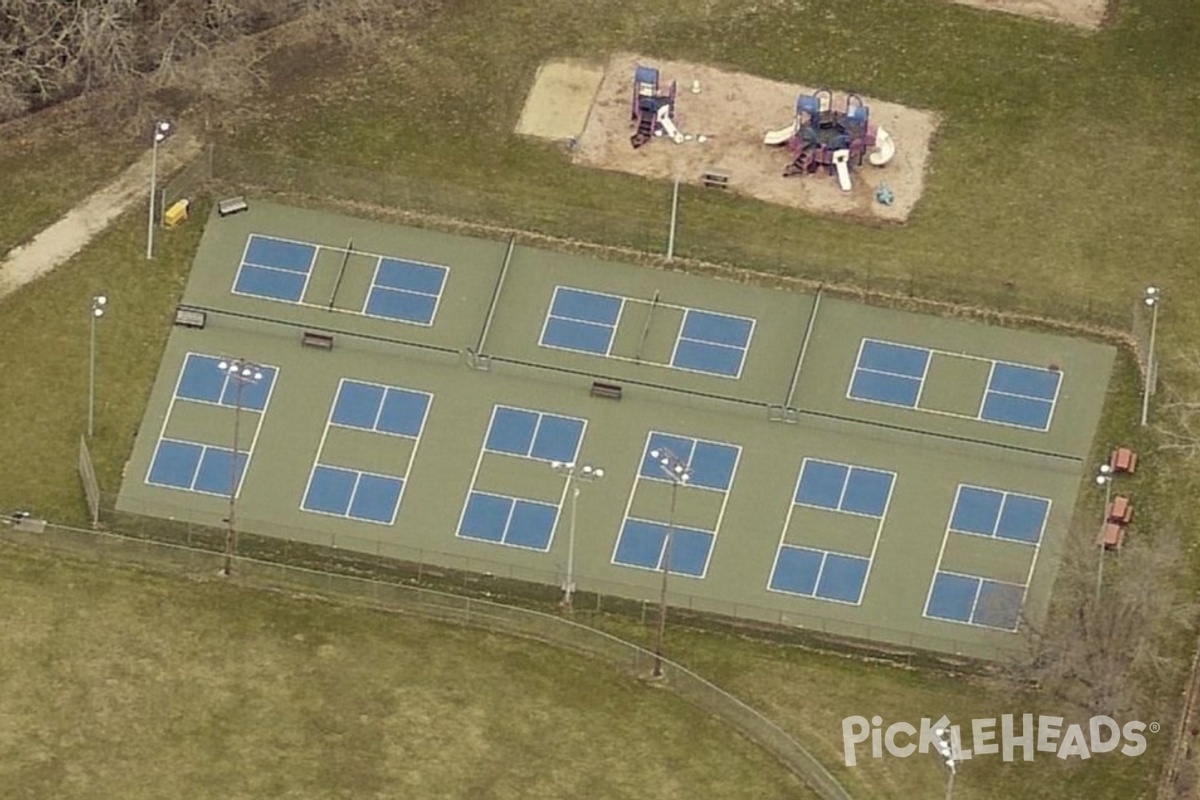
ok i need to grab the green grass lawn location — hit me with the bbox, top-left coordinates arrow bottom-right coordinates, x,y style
0,544 -> 810,800
0,117 -> 145,254
1,0 -> 1197,796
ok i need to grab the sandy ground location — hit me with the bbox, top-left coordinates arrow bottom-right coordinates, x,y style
515,60 -> 605,141
0,134 -> 203,300
950,0 -> 1107,30
518,55 -> 939,223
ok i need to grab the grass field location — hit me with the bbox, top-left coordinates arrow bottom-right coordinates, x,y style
0,544 -> 810,800
1,0 -> 1197,796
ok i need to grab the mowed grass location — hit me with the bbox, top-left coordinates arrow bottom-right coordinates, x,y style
234,0 -> 1199,332
0,117 -> 145,253
0,0 -> 1196,797
0,206 -> 200,519
0,545 -> 809,800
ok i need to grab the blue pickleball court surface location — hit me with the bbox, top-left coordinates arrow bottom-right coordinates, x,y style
611,432 -> 741,578
769,547 -> 870,604
539,287 -> 624,355
925,571 -> 1024,631
301,378 -> 432,525
363,258 -> 448,325
233,235 -> 317,302
302,466 -> 405,524
848,339 -> 931,408
147,439 -> 248,497
454,404 -> 587,552
484,405 -> 585,464
612,519 -> 714,577
979,362 -> 1061,431
767,457 -> 892,605
457,492 -> 559,550
948,485 -> 1050,545
175,353 -> 278,411
636,432 -> 739,492
671,309 -> 755,378
793,458 -> 894,518
329,379 -> 432,437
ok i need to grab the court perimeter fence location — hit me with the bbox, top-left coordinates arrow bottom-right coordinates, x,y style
161,143 -> 1149,344
2,521 -> 855,800
102,493 -> 1013,666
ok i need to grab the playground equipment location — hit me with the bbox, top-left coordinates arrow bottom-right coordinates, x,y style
630,65 -> 680,148
762,89 -> 895,190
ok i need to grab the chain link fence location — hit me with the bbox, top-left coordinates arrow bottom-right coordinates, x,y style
102,493 -> 1010,666
158,143 -> 1138,335
3,522 -> 854,800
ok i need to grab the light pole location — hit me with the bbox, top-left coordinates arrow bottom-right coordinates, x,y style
649,446 -> 692,678
87,294 -> 107,438
1140,286 -> 1161,426
146,120 -> 172,260
550,461 -> 605,610
1095,463 -> 1113,602
933,727 -> 958,800
218,358 -> 263,576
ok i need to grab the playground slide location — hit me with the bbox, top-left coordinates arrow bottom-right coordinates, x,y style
832,150 -> 852,191
868,126 -> 895,167
656,105 -> 685,144
762,122 -> 797,146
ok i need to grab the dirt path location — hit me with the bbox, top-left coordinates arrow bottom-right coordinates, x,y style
0,134 -> 203,301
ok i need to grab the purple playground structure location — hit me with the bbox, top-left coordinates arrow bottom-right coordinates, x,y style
763,89 -> 894,189
630,65 -> 679,149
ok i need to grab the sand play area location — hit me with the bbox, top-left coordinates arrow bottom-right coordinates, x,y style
516,55 -> 940,223
951,0 -> 1107,29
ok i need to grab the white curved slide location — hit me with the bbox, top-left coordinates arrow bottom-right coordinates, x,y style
832,149 -> 852,191
656,105 -> 685,144
762,122 -> 797,146
869,126 -> 895,166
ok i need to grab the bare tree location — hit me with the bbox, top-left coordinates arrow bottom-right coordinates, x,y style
0,0 -> 427,124
1015,521 -> 1197,719
1153,349 -> 1200,462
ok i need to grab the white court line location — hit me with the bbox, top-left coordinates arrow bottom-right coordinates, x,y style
297,380 -> 341,515
144,437 -> 200,490
668,308 -> 690,370
855,471 -> 898,606
230,235 -> 256,294
605,297 -> 627,357
360,295 -> 439,328
537,286 -> 563,347
920,500 -> 957,623
764,472 -> 801,595
738,315 -> 758,380
359,255 -> 385,315
452,419 -> 492,542
392,386 -> 436,521
913,348 -> 934,409
948,484 -> 1051,548
234,361 -> 280,499
610,430 -> 657,569
694,442 -> 742,579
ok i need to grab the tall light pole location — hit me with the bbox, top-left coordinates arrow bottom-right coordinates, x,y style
933,727 -> 958,800
87,294 -> 107,438
550,461 -> 605,610
1140,286 -> 1161,426
218,358 -> 263,577
146,120 -> 172,260
649,446 -> 691,678
1095,463 -> 1113,602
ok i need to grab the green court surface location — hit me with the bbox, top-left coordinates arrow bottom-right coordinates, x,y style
117,201 -> 1116,659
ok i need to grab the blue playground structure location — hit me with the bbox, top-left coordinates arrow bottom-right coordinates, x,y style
630,65 -> 678,149
763,89 -> 894,190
